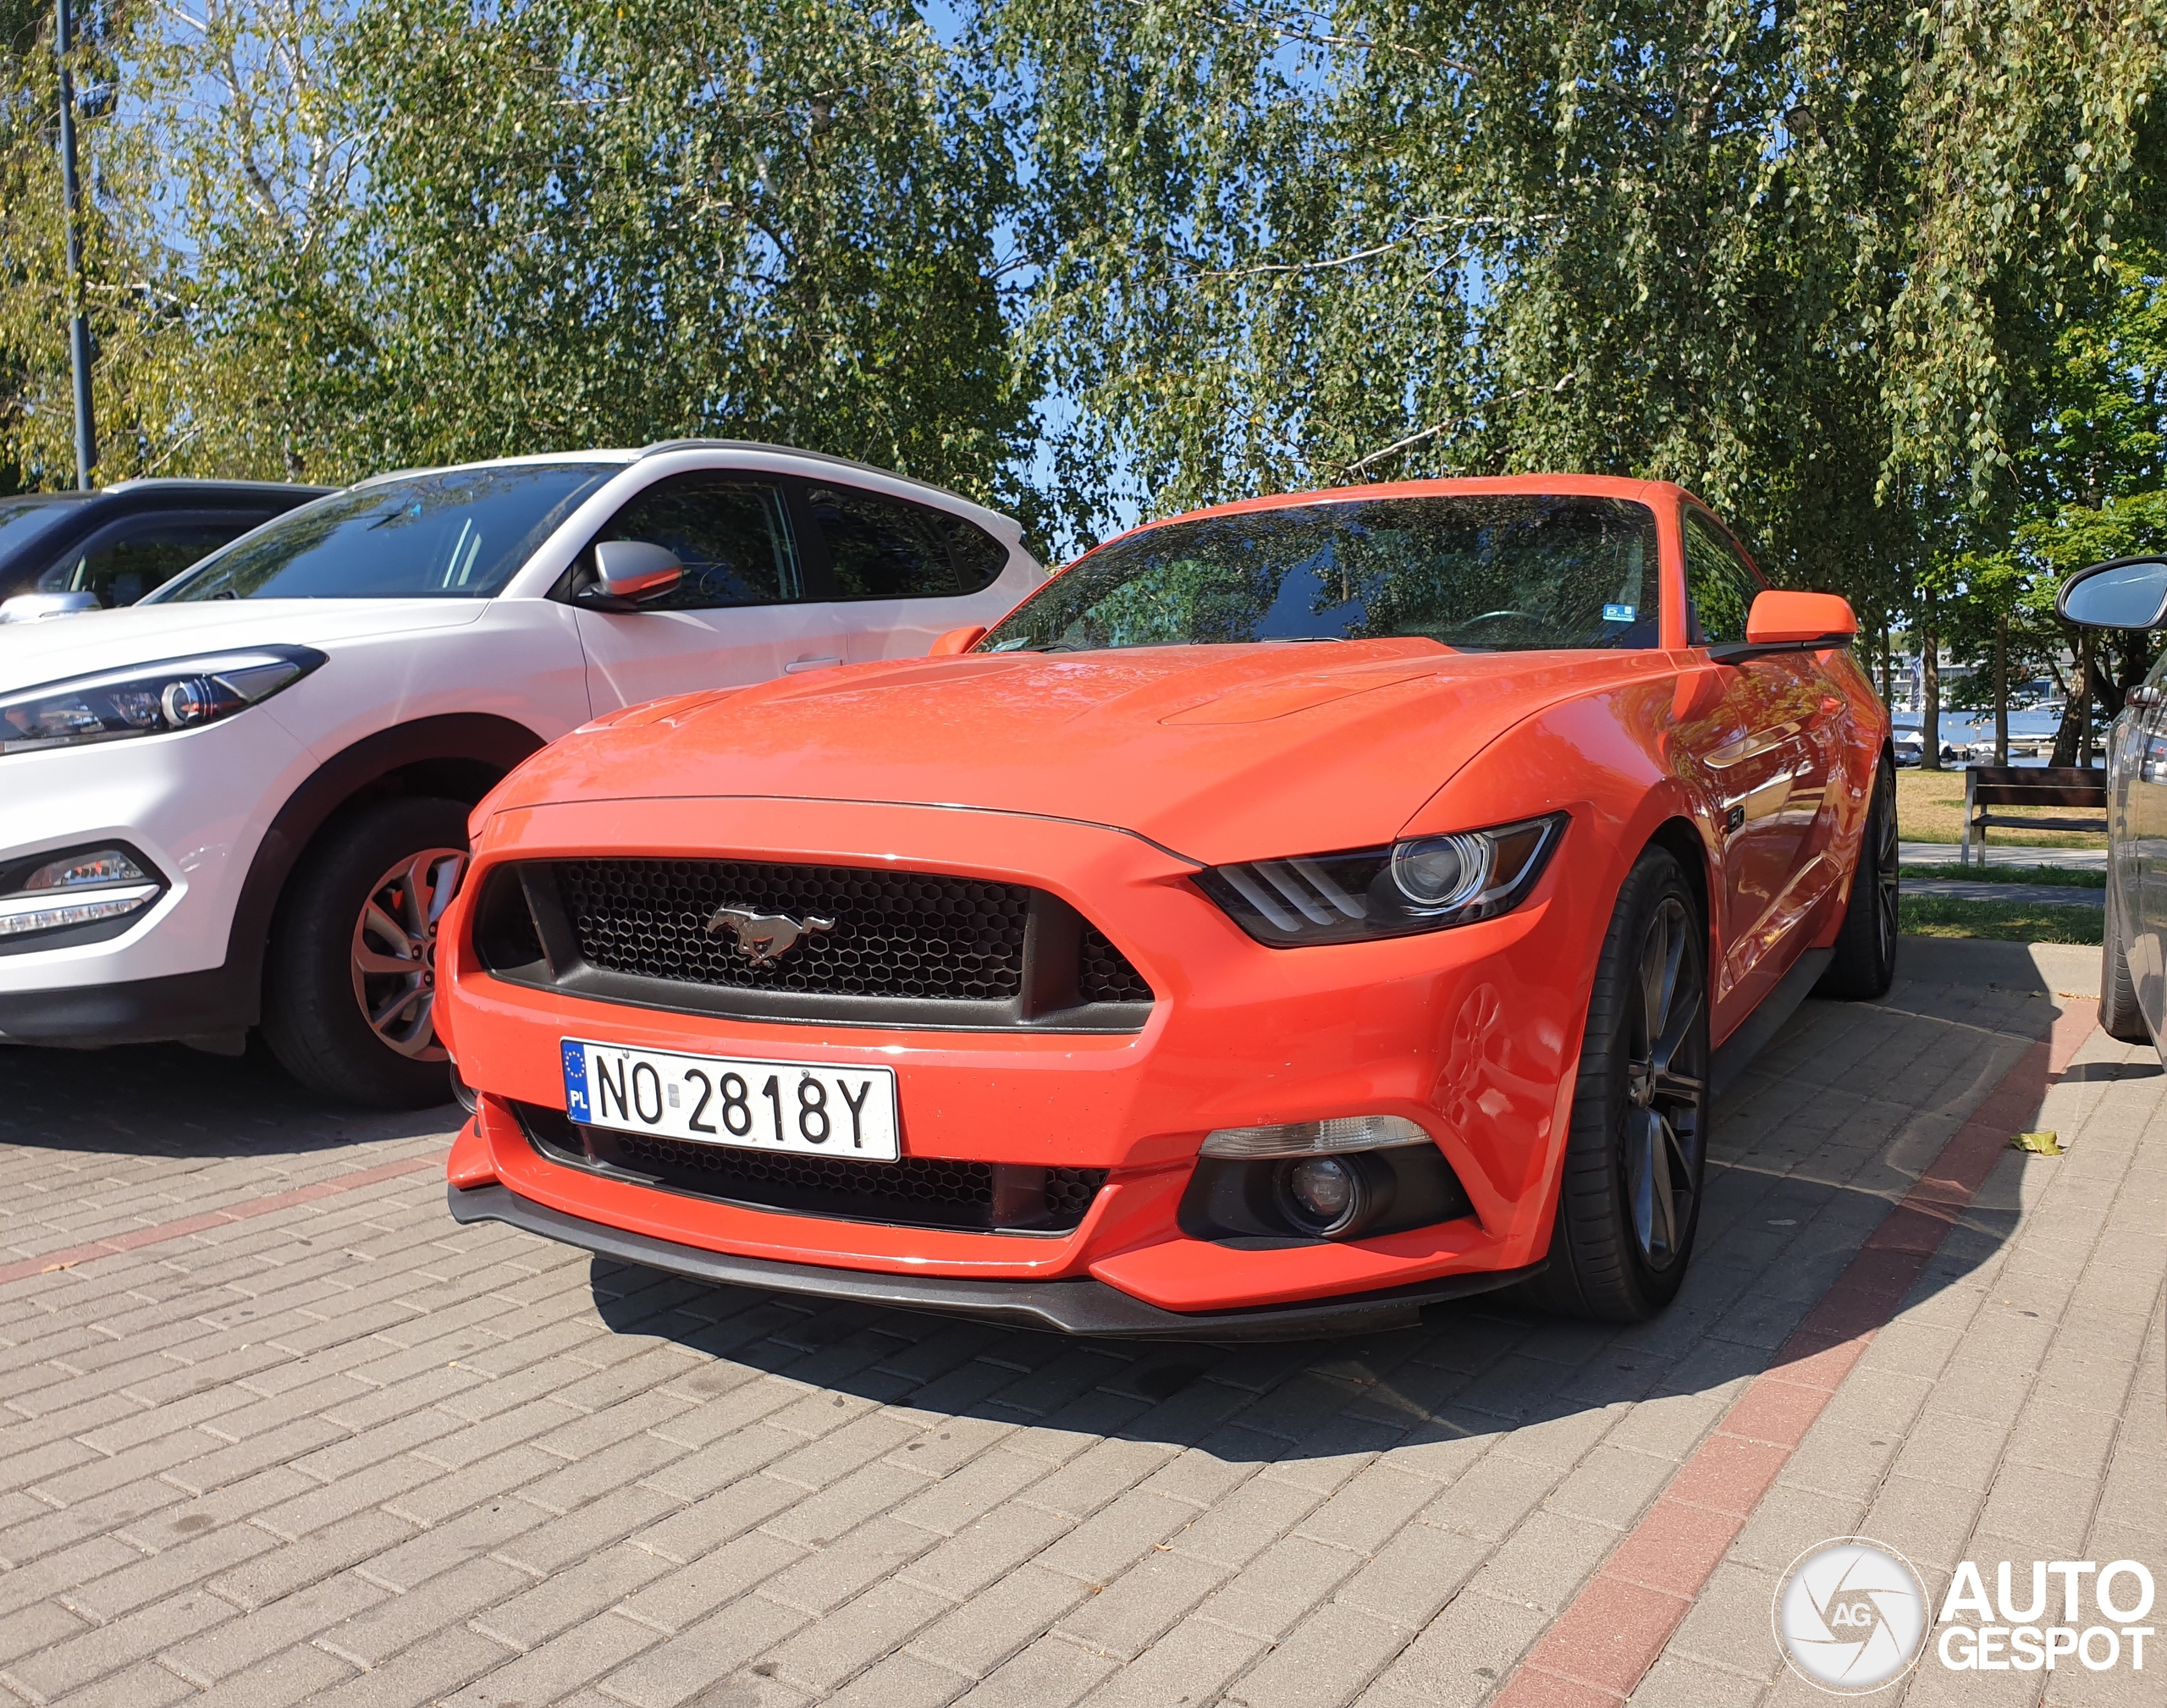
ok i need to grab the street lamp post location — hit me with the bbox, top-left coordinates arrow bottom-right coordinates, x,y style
55,0 -> 96,490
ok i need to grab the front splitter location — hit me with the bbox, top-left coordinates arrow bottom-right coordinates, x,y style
447,1182 -> 1541,1341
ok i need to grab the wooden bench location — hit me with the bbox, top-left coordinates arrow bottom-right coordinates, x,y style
1960,765 -> 2108,864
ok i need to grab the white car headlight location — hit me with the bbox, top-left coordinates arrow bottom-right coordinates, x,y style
0,646 -> 324,755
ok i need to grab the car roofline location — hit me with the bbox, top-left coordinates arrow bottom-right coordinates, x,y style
102,478 -> 335,495
636,438 -> 986,511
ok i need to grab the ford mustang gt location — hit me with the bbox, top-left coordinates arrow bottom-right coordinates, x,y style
437,476 -> 1894,1336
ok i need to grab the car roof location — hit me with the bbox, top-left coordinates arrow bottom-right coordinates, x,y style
347,440 -> 987,513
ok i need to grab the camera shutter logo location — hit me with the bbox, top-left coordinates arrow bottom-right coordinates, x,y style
1773,1538 -> 1930,1693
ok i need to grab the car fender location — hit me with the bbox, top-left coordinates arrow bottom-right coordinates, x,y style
1391,675 -> 1725,1264
223,713 -> 548,1022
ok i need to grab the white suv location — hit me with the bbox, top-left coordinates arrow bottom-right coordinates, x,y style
0,442 -> 1039,1105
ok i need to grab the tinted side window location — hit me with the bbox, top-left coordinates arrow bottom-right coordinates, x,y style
1682,510 -> 1765,645
804,485 -> 971,599
598,475 -> 802,609
38,514 -> 271,608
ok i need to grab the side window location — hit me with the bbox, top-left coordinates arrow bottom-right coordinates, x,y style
36,514 -> 271,608
804,484 -> 981,600
1681,510 -> 1765,645
595,475 -> 802,609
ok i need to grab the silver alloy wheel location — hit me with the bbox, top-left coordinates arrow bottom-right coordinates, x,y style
349,847 -> 466,1060
1622,893 -> 1706,1271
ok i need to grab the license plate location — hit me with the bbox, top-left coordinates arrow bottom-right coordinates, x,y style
560,1039 -> 901,1162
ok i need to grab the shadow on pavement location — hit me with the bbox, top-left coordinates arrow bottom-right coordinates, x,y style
0,1036 -> 456,1160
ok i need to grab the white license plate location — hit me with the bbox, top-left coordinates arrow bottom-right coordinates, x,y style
560,1039 -> 900,1162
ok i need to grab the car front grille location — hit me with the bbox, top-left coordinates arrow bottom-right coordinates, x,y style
515,1102 -> 1106,1234
475,857 -> 1154,1032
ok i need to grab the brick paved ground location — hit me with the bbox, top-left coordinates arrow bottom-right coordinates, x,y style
0,941 -> 2159,1708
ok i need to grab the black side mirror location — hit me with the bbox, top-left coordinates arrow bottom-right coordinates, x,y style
2057,557 -> 2167,630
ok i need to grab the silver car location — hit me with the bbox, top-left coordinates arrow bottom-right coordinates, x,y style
2059,554 -> 2167,1051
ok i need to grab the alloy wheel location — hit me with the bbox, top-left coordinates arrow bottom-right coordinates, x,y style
1621,894 -> 1706,1271
1872,776 -> 1900,965
349,847 -> 466,1061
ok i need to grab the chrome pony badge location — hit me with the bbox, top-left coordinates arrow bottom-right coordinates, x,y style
704,906 -> 835,967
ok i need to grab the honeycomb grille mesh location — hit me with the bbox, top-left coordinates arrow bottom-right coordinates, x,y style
554,859 -> 1030,1000
517,1105 -> 1106,1233
1079,923 -> 1155,1004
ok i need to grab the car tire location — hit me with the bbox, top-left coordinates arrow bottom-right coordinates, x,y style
2101,866 -> 2149,1044
1814,754 -> 1899,1001
1524,845 -> 1710,1323
262,796 -> 470,1109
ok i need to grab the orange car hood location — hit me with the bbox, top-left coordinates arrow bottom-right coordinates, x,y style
502,639 -> 1671,864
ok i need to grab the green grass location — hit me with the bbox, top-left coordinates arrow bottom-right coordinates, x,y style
1899,895 -> 2104,945
1904,862 -> 2106,889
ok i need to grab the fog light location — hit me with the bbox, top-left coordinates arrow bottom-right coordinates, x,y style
1272,1151 -> 1394,1239
1288,1158 -> 1354,1221
0,846 -> 163,938
1201,1114 -> 1430,1158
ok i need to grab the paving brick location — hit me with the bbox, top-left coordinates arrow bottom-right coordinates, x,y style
1225,1602 -> 1410,1708
617,1530 -> 808,1634
907,1562 -> 1083,1676
1055,1548 -> 1227,1661
597,1595 -> 811,1705
764,1578 -> 951,1692
1072,1614 -> 1266,1708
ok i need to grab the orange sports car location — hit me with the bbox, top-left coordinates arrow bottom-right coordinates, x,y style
437,476 -> 1894,1336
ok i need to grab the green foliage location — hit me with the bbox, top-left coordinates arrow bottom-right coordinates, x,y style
0,0 -> 2160,592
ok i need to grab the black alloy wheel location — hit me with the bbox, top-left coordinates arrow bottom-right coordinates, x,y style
1816,755 -> 1899,1000
1521,846 -> 1711,1322
1623,893 -> 1707,1274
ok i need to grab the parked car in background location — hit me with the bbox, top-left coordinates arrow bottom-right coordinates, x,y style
0,479 -> 329,619
438,477 -> 1894,1334
2060,554 -> 2167,1055
0,442 -> 1039,1107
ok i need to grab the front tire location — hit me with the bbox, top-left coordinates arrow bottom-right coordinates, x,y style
1527,846 -> 1711,1322
2102,866 -> 2149,1044
1815,753 -> 1898,1000
262,797 -> 469,1109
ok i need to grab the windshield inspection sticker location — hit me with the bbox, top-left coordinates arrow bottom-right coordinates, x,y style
1602,603 -> 1636,622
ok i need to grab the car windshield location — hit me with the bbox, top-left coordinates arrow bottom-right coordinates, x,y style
0,499 -> 79,562
146,463 -> 616,602
981,493 -> 1661,653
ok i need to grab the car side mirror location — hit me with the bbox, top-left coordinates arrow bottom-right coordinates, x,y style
0,591 -> 100,623
2057,557 -> 2167,630
1744,590 -> 1858,646
587,540 -> 683,605
929,625 -> 986,656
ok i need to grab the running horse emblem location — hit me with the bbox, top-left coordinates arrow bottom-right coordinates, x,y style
703,906 -> 836,968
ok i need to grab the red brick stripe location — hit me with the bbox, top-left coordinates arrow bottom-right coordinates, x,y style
1497,998 -> 2100,1706
0,1152 -> 447,1287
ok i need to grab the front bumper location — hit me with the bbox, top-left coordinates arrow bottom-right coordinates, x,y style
447,1179 -> 1543,1338
444,794 -> 1602,1317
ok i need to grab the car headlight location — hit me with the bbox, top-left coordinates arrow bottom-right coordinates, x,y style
0,646 -> 325,755
1194,812 -> 1565,945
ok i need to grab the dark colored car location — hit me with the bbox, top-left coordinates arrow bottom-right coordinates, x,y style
2061,553 -> 2167,1054
0,479 -> 331,616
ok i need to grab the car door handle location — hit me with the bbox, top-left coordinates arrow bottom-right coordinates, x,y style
784,656 -> 844,674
